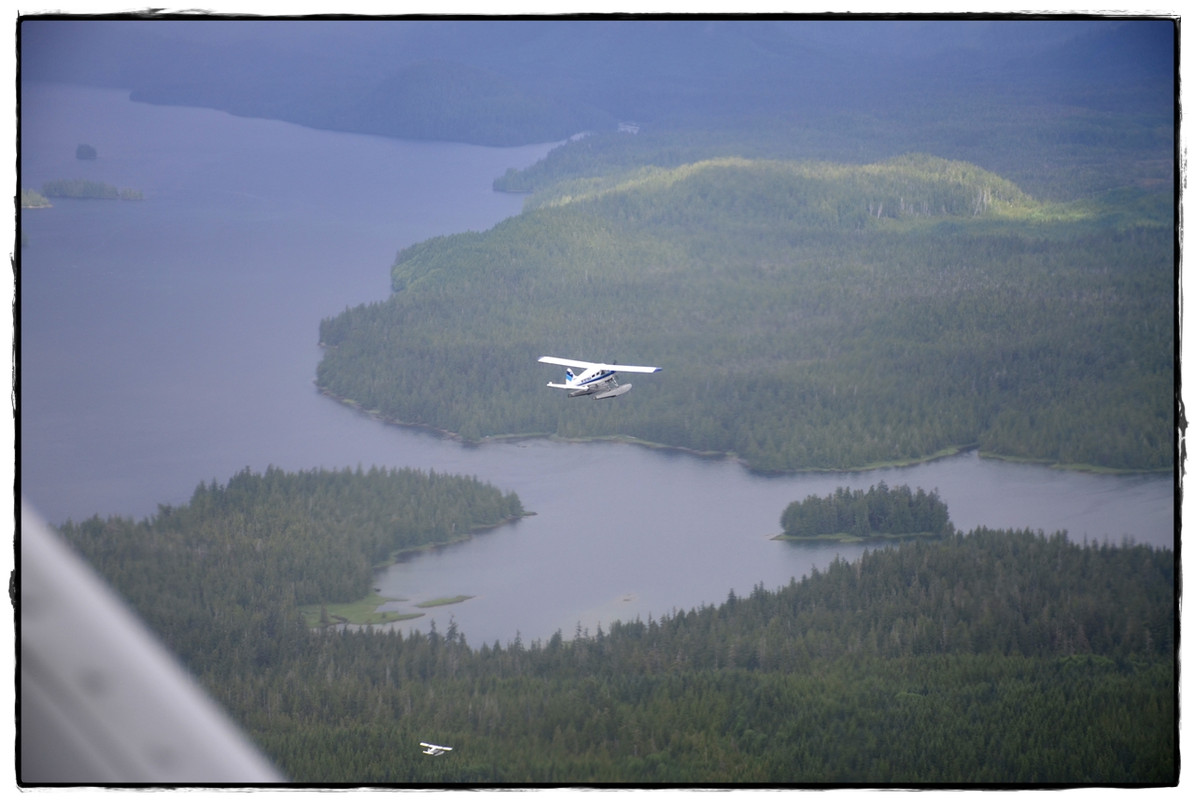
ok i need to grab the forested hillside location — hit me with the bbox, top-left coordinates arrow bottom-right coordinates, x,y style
493,82 -> 1173,204
317,155 -> 1172,473
59,484 -> 1175,784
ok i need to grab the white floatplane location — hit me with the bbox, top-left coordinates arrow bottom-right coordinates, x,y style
538,356 -> 662,399
420,742 -> 453,756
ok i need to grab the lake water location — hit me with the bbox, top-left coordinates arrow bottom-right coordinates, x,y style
19,83 -> 1176,647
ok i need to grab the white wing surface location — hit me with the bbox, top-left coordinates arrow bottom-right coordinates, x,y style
604,363 -> 663,374
538,356 -> 661,374
538,356 -> 599,369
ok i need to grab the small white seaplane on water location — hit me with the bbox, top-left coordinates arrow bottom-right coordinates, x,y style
420,742 -> 453,756
539,356 -> 662,399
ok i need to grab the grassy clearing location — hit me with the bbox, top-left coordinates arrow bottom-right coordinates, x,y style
300,591 -> 424,627
978,452 -> 1171,476
299,593 -> 477,628
415,595 -> 474,608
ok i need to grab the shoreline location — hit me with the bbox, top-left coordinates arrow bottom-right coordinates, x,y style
377,511 -> 534,569
315,385 -> 1168,477
772,531 -> 952,544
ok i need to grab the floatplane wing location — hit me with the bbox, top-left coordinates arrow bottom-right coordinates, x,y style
538,356 -> 661,399
538,356 -> 661,375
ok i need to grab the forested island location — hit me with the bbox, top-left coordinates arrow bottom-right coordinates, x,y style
317,154 -> 1171,473
777,483 -> 953,542
40,178 -> 143,200
20,188 -> 51,208
56,472 -> 1174,783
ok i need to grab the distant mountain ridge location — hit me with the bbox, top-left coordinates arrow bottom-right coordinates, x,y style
20,18 -> 1175,146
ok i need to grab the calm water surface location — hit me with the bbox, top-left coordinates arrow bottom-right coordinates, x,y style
20,83 -> 1175,647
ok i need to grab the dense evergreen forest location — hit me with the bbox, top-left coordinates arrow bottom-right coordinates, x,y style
27,19 -> 1176,785
57,476 -> 1174,783
57,467 -> 524,673
779,482 -> 953,541
492,80 -> 1172,205
317,155 -> 1172,473
23,20 -> 1174,474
